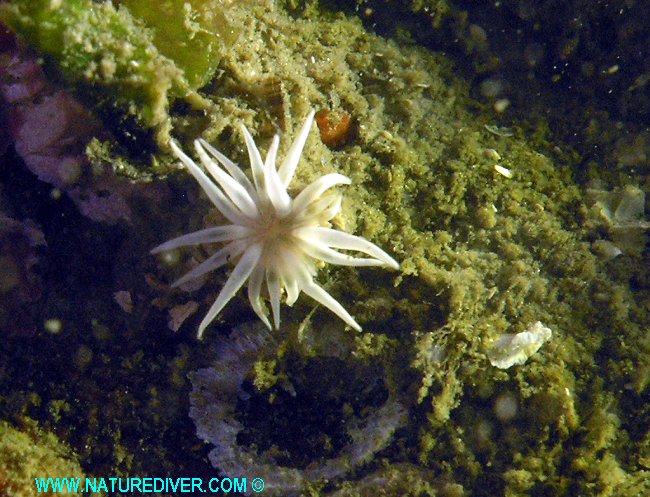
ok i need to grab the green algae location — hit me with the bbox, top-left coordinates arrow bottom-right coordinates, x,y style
0,418 -> 96,497
0,0 -> 233,150
0,1 -> 648,496
121,0 -> 238,90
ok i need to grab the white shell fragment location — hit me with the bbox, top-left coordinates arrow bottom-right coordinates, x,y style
484,124 -> 513,137
613,185 -> 648,226
494,164 -> 513,178
488,321 -> 552,369
586,184 -> 650,256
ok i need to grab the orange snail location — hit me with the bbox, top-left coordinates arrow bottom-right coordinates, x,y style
315,109 -> 358,149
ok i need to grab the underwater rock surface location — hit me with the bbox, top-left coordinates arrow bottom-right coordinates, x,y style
0,210 -> 45,336
0,42 -> 172,223
0,1 -> 648,496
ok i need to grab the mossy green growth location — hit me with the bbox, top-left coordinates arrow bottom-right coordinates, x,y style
0,0 -> 229,149
0,418 -> 96,497
161,4 -> 649,494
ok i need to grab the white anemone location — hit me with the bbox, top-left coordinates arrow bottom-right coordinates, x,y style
152,110 -> 399,338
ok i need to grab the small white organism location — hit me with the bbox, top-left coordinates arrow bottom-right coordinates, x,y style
487,321 -> 553,369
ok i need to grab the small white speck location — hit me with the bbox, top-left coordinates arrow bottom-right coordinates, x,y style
494,392 -> 518,421
494,99 -> 510,113
44,318 -> 63,334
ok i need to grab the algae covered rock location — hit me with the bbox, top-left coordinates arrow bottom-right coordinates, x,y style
0,2 -> 648,497
0,0 -> 235,148
0,419 -> 92,497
